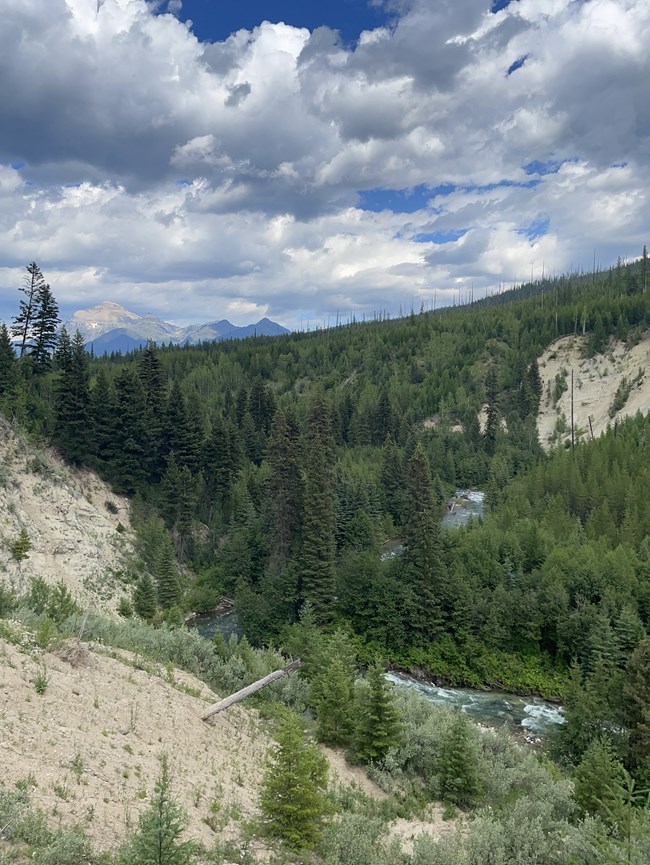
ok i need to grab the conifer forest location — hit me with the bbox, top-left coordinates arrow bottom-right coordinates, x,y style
2,255 -> 650,863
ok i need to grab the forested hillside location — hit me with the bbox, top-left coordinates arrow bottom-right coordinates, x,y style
2,254 -> 650,862
1,256 -> 650,692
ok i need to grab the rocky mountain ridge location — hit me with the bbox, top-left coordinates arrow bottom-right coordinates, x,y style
64,301 -> 289,354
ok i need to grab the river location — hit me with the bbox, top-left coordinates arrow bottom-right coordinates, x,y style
188,609 -> 563,734
188,610 -> 242,642
385,672 -> 563,735
442,489 -> 485,529
188,488 -> 564,734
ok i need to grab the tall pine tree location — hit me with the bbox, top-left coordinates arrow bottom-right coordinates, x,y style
54,329 -> 91,463
355,664 -> 401,764
300,393 -> 336,626
0,323 -> 16,403
30,281 -> 60,375
11,262 -> 44,359
267,408 -> 303,570
402,444 -> 447,642
260,710 -> 329,850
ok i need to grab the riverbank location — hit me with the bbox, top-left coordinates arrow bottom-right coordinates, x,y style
385,672 -> 564,735
189,606 -> 569,701
387,640 -> 568,701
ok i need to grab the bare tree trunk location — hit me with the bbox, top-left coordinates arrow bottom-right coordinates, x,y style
202,660 -> 301,722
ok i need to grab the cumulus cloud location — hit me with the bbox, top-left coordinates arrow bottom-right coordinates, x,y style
0,0 -> 648,327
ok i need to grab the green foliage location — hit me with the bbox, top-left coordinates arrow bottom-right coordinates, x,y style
573,738 -> 627,825
6,253 -> 650,755
260,709 -> 330,850
23,577 -> 80,625
33,663 -> 48,695
120,754 -> 196,865
0,323 -> 17,404
118,596 -> 134,618
133,574 -> 157,621
609,375 -> 633,417
155,536 -> 182,609
10,528 -> 32,563
355,665 -> 402,764
0,784 -> 94,862
300,393 -> 337,625
0,581 -> 17,617
437,710 -> 483,807
311,630 -> 358,746
35,616 -> 59,650
622,637 -> 650,769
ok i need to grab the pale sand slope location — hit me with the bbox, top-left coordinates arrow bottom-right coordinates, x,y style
324,746 -> 462,849
537,330 -> 650,450
0,633 -> 457,857
0,632 -> 269,852
0,419 -> 133,614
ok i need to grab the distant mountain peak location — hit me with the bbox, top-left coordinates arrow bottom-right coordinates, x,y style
75,300 -> 138,316
64,301 -> 289,354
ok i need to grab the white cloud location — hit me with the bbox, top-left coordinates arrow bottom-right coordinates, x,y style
0,0 -> 648,327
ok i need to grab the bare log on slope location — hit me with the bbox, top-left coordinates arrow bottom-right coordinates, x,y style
202,660 -> 302,722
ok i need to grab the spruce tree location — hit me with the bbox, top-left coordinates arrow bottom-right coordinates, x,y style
373,388 -> 397,445
163,381 -> 201,474
121,754 -> 194,865
355,664 -> 401,764
155,537 -> 181,609
11,262 -> 44,359
138,342 -> 167,478
300,393 -> 336,625
133,574 -> 157,621
622,638 -> 650,768
10,528 -> 32,563
526,358 -> 543,415
160,453 -> 182,528
573,738 -> 627,825
311,630 -> 357,746
0,323 -> 16,401
260,710 -> 329,850
380,434 -> 405,526
437,710 -> 483,807
55,330 -> 91,463
112,368 -> 152,492
202,414 -> 241,520
248,376 -> 276,436
90,369 -> 118,470
30,281 -> 60,375
484,363 -> 500,455
175,466 -> 196,560
402,444 -> 446,641
267,408 -> 303,569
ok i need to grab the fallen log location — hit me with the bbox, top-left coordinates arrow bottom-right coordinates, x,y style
202,660 -> 302,722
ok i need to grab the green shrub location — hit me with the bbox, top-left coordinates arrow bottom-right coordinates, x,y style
33,664 -> 48,695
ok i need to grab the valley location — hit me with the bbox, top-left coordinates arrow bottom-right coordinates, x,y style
1,257 -> 650,863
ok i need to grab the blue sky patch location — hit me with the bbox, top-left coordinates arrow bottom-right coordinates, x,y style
517,217 -> 550,240
358,184 -> 456,213
506,55 -> 528,76
524,159 -> 564,176
414,229 -> 468,244
467,178 -> 540,193
491,0 -> 516,12
174,0 -> 391,44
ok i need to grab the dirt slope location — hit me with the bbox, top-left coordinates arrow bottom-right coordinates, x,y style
0,420 -> 132,614
0,629 -> 269,852
537,330 -> 650,449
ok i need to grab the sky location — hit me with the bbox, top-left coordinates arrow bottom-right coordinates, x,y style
0,0 -> 648,330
